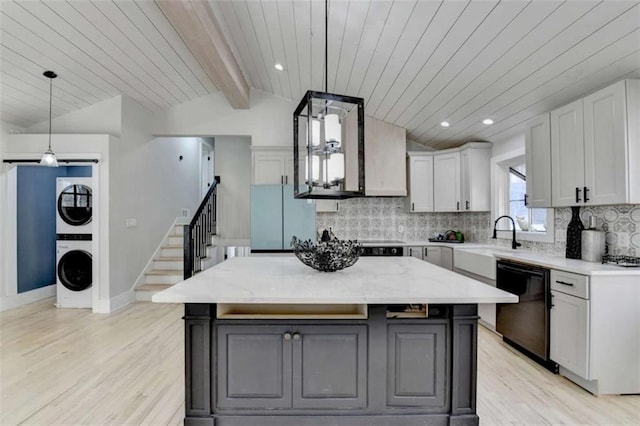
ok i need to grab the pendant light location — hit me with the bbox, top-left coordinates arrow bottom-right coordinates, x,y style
293,0 -> 365,199
40,70 -> 59,167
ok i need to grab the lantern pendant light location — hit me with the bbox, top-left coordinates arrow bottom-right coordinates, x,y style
40,70 -> 59,167
293,0 -> 365,199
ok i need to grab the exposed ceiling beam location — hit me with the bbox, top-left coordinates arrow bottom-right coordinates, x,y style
156,0 -> 250,109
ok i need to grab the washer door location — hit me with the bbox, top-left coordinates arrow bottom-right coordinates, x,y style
58,250 -> 92,291
58,184 -> 92,226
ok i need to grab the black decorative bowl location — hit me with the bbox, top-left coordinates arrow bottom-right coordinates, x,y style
291,236 -> 363,272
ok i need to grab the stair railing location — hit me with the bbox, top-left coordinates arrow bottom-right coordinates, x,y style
184,176 -> 220,279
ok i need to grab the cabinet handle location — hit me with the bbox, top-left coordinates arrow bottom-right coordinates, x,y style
457,201 -> 460,211
336,202 -> 339,211
281,175 -> 284,185
550,293 -> 555,309
412,202 -> 415,211
424,248 -> 427,257
292,333 -> 301,341
584,186 -> 589,203
284,332 -> 292,341
286,175 -> 289,184
575,187 -> 581,203
466,200 -> 470,210
555,280 -> 574,287
409,248 -> 413,256
524,194 -> 528,206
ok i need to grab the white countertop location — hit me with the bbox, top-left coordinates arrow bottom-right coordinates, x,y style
493,251 -> 640,276
152,256 -> 518,305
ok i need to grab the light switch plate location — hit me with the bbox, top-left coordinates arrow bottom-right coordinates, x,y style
126,218 -> 137,228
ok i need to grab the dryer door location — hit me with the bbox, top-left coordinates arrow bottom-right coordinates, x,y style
58,184 -> 92,226
58,250 -> 92,291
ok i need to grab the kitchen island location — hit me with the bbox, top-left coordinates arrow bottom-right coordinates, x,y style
153,256 -> 517,426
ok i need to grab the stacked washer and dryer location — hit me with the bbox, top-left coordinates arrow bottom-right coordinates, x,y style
56,178 -> 93,308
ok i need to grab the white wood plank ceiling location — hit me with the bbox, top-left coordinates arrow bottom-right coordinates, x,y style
1,0 -> 639,149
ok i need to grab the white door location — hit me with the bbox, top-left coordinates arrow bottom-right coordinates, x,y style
550,290 -> 590,379
583,80 -> 628,206
551,99 -> 585,207
525,114 -> 552,207
408,155 -> 434,212
433,152 -> 460,212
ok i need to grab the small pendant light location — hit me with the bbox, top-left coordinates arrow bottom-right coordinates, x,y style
40,70 -> 59,167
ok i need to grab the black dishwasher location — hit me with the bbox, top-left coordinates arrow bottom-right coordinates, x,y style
496,260 -> 557,372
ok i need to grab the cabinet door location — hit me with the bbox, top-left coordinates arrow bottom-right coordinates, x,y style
407,155 -> 434,212
583,80 -> 628,205
250,185 -> 284,250
433,152 -> 461,212
525,114 -> 552,207
550,291 -> 590,379
292,325 -> 368,409
387,323 -> 448,409
283,153 -> 295,185
440,247 -> 453,271
316,199 -> 339,213
460,147 -> 490,212
217,325 -> 292,409
283,185 -> 316,247
551,99 -> 584,207
423,247 -> 442,267
406,246 -> 424,260
254,155 -> 285,185
365,117 -> 407,196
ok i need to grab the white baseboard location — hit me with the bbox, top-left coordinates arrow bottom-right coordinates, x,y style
0,285 -> 56,312
93,290 -> 135,313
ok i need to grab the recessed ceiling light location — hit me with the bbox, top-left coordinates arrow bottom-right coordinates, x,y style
483,118 -> 494,125
274,63 -> 284,71
440,121 -> 450,127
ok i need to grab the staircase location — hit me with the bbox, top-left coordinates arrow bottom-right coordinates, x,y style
135,224 -> 186,301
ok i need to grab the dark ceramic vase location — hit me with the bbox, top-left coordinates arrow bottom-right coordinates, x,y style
566,206 -> 584,259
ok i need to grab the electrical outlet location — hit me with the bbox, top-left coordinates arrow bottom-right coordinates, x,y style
398,225 -> 404,233
125,218 -> 137,228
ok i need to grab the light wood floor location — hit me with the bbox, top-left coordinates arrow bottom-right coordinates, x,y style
1,299 -> 638,425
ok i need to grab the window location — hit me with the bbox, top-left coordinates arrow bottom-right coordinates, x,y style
508,164 -> 547,232
492,149 -> 554,243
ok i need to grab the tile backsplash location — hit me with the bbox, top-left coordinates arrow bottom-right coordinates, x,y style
317,198 -> 640,257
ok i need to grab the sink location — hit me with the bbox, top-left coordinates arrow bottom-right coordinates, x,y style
453,247 -> 513,280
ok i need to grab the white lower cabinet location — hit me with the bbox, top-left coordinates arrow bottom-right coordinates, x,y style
423,247 -> 442,267
406,247 -> 423,260
550,290 -> 590,379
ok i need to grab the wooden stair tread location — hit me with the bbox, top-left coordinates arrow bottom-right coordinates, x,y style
154,256 -> 183,261
162,244 -> 183,248
136,284 -> 173,291
145,270 -> 184,275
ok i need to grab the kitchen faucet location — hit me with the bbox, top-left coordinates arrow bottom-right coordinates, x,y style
492,215 -> 522,250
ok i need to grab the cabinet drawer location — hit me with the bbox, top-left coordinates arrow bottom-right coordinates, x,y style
551,270 -> 589,299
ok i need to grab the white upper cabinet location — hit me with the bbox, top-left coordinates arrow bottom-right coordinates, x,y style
551,80 -> 640,207
252,147 -> 294,185
406,153 -> 434,212
460,144 -> 491,212
364,116 -> 407,196
316,200 -> 340,213
524,114 -> 552,208
583,81 -> 634,205
433,152 -> 461,212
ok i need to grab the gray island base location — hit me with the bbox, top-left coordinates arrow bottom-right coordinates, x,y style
184,303 -> 480,426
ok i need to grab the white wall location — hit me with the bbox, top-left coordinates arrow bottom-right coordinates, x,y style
491,132 -> 525,158
153,89 -> 295,147
0,120 -> 25,308
214,136 -> 251,241
27,97 -> 122,136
